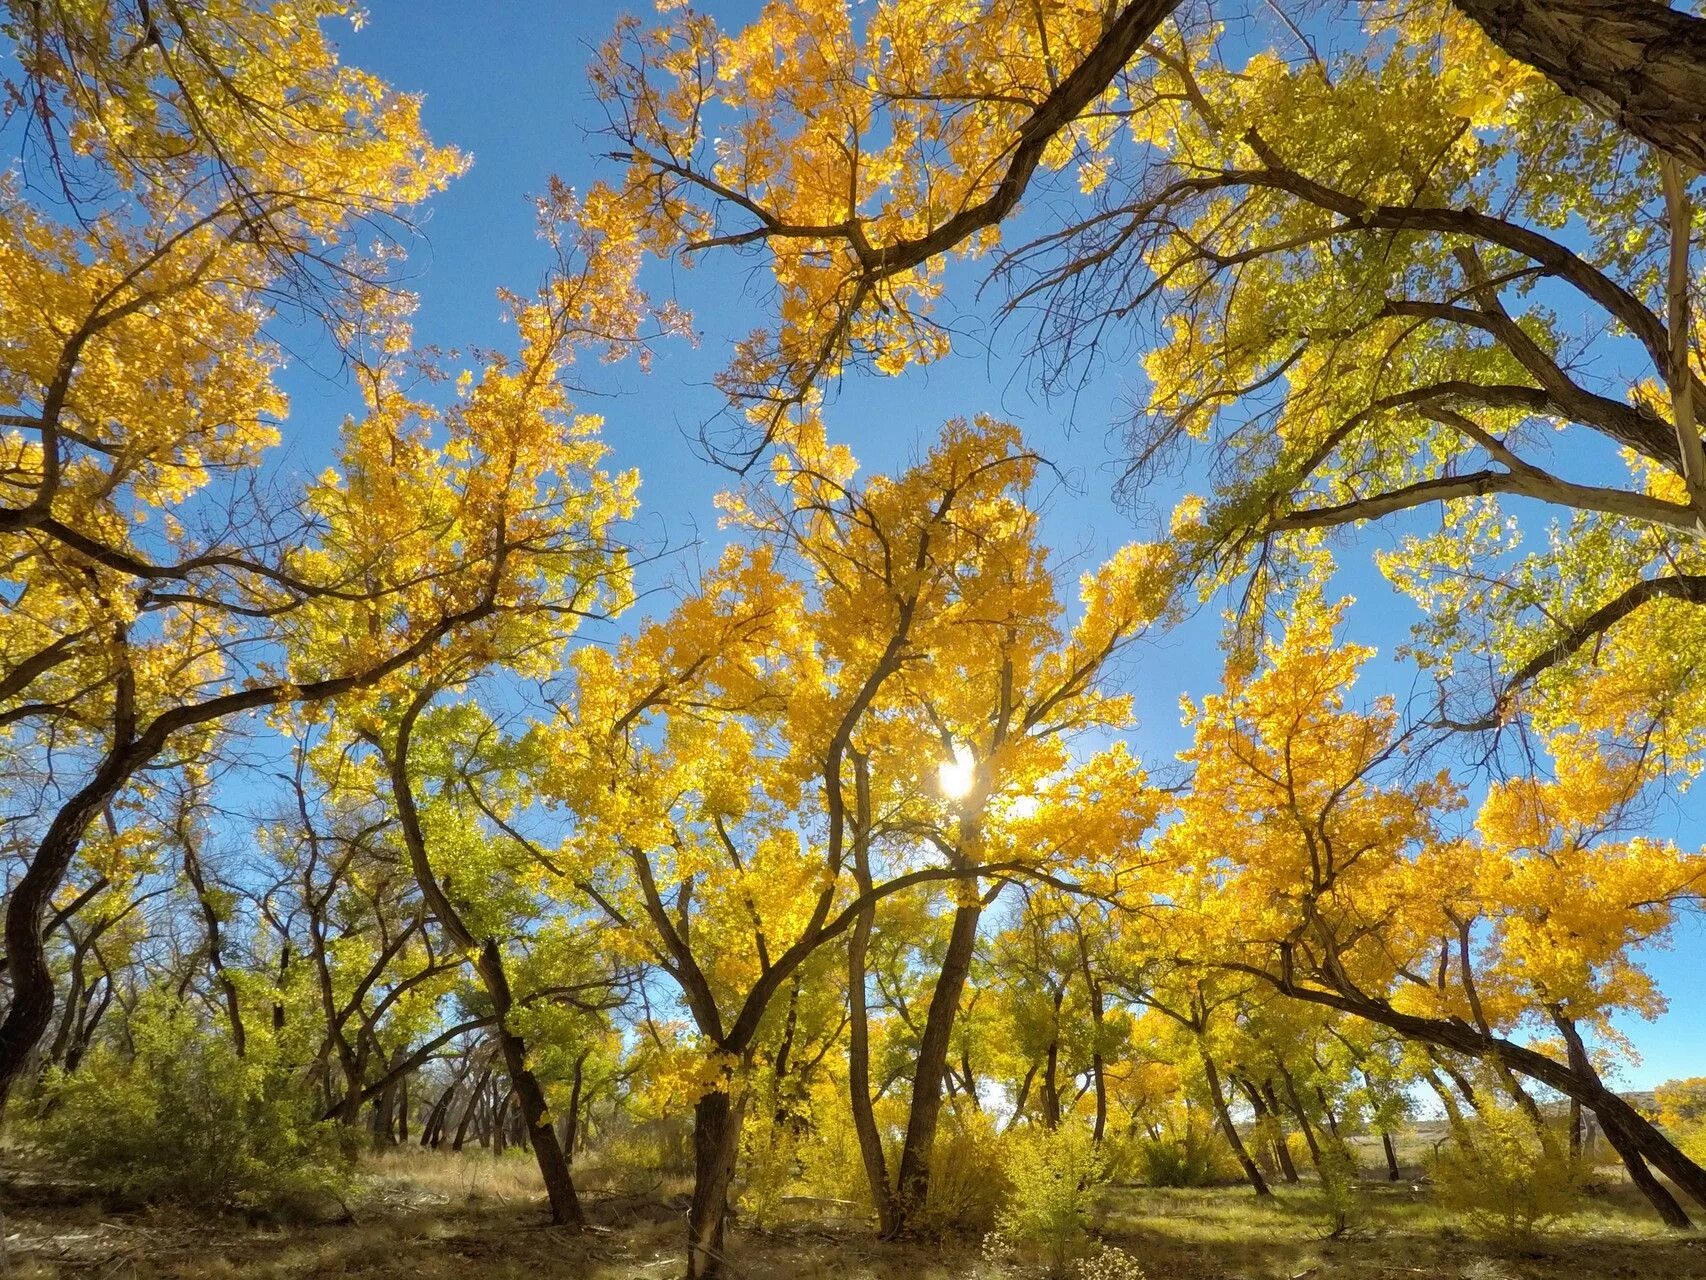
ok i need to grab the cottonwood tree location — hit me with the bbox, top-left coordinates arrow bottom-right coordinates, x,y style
539,418 -> 1170,1274
580,0 -> 1706,456
1174,597 -> 1706,1226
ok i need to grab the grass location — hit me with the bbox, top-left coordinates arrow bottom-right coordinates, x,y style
3,1147 -> 1705,1279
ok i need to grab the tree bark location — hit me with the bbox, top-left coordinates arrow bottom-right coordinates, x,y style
1201,1048 -> 1271,1197
452,1063 -> 491,1152
845,754 -> 897,1233
1380,1131 -> 1401,1182
890,898 -> 983,1234
686,1088 -> 746,1280
1277,1064 -> 1324,1175
0,766 -> 132,1105
1551,1009 -> 1690,1228
1271,975 -> 1706,1219
1451,0 -> 1706,172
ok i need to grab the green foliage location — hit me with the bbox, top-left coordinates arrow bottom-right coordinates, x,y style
1316,1137 -> 1363,1238
31,1000 -> 354,1215
1429,1106 -> 1590,1239
1124,1126 -> 1237,1188
737,1110 -> 799,1228
996,1123 -> 1107,1275
1655,1077 -> 1706,1167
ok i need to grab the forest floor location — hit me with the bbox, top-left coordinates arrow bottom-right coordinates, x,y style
2,1150 -> 1704,1280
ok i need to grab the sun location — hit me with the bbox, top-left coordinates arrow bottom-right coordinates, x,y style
938,743 -> 977,800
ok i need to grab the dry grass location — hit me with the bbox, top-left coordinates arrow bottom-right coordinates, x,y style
2,1149 -> 1704,1279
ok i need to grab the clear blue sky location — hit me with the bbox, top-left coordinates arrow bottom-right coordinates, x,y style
279,0 -> 1706,1091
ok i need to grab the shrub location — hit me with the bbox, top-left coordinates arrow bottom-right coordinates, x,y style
1128,1125 -> 1237,1187
996,1123 -> 1107,1276
30,1000 -> 354,1215
794,1094 -> 876,1211
1655,1077 -> 1706,1167
1429,1105 -> 1589,1239
1315,1137 -> 1363,1238
737,1109 -> 799,1227
1077,1244 -> 1148,1280
917,1107 -> 1010,1233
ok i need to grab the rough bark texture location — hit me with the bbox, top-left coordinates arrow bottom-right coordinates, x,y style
687,1089 -> 745,1280
1452,0 -> 1706,172
890,899 -> 984,1235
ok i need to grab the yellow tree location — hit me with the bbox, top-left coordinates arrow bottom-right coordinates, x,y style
1174,596 -> 1706,1226
578,0 -> 1706,453
539,418 -> 1170,1274
0,0 -> 649,1099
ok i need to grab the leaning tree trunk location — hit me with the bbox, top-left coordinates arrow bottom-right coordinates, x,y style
0,767 -> 131,1106
1451,0 -> 1706,173
1278,979 -> 1706,1223
687,1088 -> 746,1280
1200,1048 -> 1271,1198
890,898 -> 983,1235
385,701 -> 583,1226
1552,1009 -> 1691,1228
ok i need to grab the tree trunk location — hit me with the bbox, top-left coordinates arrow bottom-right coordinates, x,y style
1277,1067 -> 1324,1175
1551,1009 -> 1690,1228
890,899 -> 983,1234
483,944 -> 584,1224
422,1085 -> 454,1149
1278,979 -> 1706,1220
1450,0 -> 1706,172
1259,1080 -> 1300,1183
1380,1131 -> 1401,1182
1042,1033 -> 1063,1130
1201,1048 -> 1271,1198
0,769 -> 131,1106
846,757 -> 897,1234
453,1063 -> 492,1152
1316,1086 -> 1342,1142
687,1088 -> 746,1280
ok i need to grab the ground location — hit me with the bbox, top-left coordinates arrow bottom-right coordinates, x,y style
3,1151 -> 1704,1280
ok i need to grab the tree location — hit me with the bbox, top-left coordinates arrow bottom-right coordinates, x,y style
540,418 -> 1170,1274
583,0 -> 1706,457
1173,596 -> 1706,1226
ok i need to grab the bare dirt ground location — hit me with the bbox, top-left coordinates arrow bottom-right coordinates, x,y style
3,1153 -> 1704,1280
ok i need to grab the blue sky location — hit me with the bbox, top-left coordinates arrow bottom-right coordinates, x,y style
280,0 -> 1706,1090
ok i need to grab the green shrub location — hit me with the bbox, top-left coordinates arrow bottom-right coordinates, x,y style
1316,1137 -> 1363,1238
996,1123 -> 1107,1276
737,1109 -> 799,1227
1128,1125 -> 1237,1187
1429,1105 -> 1589,1239
30,1000 -> 353,1216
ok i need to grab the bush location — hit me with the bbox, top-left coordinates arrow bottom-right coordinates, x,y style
1127,1125 -> 1238,1187
30,1001 -> 353,1215
1429,1105 -> 1589,1239
996,1123 -> 1107,1276
737,1109 -> 799,1227
1316,1137 -> 1363,1238
917,1107 -> 1010,1234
